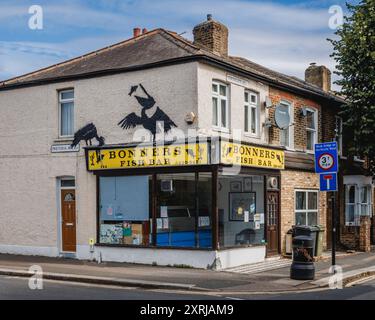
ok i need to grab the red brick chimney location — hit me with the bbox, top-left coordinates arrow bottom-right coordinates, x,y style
133,27 -> 141,37
305,63 -> 332,92
193,14 -> 229,57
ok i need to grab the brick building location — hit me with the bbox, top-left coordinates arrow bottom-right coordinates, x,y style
0,15 -> 372,269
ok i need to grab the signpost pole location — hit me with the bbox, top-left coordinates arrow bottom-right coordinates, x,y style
331,194 -> 336,270
314,142 -> 339,273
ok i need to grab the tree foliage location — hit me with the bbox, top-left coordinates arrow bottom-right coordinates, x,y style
329,0 -> 375,174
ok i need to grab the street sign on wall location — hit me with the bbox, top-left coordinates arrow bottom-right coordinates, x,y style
319,173 -> 338,192
314,142 -> 339,174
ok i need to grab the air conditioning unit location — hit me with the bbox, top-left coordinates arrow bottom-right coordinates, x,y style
268,177 -> 278,189
161,180 -> 173,192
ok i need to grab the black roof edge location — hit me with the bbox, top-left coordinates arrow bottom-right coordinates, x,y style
0,54 -> 345,106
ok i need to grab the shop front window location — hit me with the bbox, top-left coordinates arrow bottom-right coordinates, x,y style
156,172 -> 212,248
99,176 -> 152,246
218,174 -> 265,248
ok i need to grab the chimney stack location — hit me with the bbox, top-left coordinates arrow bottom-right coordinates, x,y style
142,28 -> 148,34
193,14 -> 228,57
305,63 -> 332,92
133,27 -> 141,38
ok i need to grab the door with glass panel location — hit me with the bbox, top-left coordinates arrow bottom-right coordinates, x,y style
61,189 -> 76,252
266,191 -> 280,255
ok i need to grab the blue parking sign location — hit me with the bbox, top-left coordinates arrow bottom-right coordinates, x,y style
320,173 -> 338,192
314,142 -> 339,174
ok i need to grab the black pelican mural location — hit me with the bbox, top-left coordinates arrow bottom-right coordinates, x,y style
118,84 -> 177,139
71,123 -> 105,147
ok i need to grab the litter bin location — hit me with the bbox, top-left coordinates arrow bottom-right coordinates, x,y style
290,235 -> 315,280
292,225 -> 319,257
285,229 -> 293,256
315,225 -> 325,257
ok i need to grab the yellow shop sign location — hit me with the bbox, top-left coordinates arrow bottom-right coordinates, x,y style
87,143 -> 209,171
221,142 -> 285,170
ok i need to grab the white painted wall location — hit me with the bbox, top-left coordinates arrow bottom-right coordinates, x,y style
0,63 -> 198,256
197,63 -> 269,143
0,61 -> 270,268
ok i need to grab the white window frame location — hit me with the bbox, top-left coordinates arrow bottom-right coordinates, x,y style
335,116 -> 344,157
212,81 -> 230,132
295,190 -> 319,226
345,184 -> 373,226
59,89 -> 74,138
305,107 -> 318,153
244,90 -> 259,136
279,100 -> 294,149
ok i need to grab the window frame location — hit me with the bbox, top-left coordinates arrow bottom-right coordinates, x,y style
335,116 -> 344,157
345,184 -> 373,226
212,81 -> 230,132
244,90 -> 259,137
58,89 -> 75,138
294,190 -> 319,226
305,107 -> 318,153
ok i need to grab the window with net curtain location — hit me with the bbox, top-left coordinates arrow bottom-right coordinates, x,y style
59,90 -> 74,137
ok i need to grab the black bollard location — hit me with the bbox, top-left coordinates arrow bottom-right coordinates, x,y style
290,235 -> 315,280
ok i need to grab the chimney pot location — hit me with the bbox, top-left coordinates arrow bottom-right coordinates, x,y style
133,27 -> 141,37
142,28 -> 148,34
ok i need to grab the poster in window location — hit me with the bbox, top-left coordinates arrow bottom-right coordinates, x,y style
229,192 -> 256,221
243,177 -> 252,192
230,181 -> 242,192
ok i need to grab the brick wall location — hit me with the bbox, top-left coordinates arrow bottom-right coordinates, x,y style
193,18 -> 228,57
269,88 -> 324,150
280,170 -> 327,254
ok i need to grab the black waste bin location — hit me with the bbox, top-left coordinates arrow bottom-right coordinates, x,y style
290,235 -> 315,280
292,225 -> 319,257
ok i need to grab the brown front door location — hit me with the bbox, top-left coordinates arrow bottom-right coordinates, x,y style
61,189 -> 76,252
266,191 -> 280,256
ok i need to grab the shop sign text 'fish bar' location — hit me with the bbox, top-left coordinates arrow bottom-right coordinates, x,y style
221,142 -> 285,170
87,143 -> 209,170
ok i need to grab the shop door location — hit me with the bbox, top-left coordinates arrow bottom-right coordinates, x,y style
61,189 -> 76,252
266,191 -> 280,256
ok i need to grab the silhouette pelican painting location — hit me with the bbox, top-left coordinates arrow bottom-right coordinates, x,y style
118,84 -> 177,140
71,123 -> 105,147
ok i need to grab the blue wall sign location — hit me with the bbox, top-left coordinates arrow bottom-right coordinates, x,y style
319,173 -> 338,192
314,142 -> 339,174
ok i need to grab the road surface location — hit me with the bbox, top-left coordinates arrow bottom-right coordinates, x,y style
0,275 -> 374,300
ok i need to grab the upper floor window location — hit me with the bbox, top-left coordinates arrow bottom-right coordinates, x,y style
279,101 -> 292,148
59,89 -> 74,137
212,82 -> 229,130
335,116 -> 343,156
306,108 -> 318,152
244,91 -> 258,135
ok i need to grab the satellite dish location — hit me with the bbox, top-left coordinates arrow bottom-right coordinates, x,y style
274,104 -> 291,130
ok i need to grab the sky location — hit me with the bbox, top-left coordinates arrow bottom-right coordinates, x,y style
0,0 -> 358,90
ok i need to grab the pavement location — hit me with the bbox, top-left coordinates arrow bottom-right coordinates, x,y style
0,251 -> 374,294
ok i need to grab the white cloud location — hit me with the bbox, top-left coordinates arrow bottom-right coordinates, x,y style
0,0 -> 342,89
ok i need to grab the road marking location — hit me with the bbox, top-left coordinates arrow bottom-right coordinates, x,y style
225,297 -> 244,300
